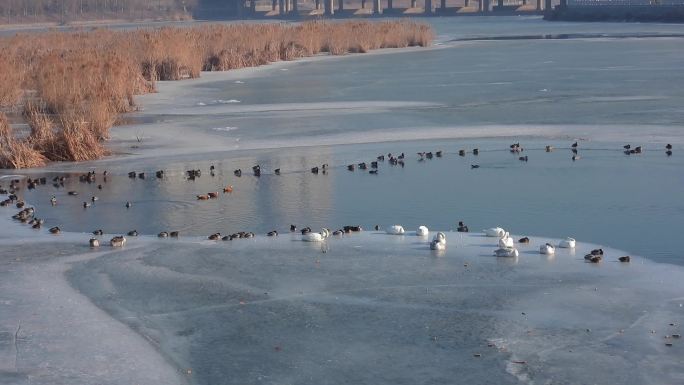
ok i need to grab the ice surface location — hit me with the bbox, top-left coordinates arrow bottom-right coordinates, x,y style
1,198 -> 683,384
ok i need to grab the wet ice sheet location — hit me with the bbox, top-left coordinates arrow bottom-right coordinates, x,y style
3,217 -> 682,385
58,234 -> 684,384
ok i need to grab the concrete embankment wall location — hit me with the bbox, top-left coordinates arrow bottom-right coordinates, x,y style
546,5 -> 684,22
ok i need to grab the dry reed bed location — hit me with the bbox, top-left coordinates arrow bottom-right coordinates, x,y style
0,20 -> 433,168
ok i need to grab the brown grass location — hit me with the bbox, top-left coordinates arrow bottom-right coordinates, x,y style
0,20 -> 433,168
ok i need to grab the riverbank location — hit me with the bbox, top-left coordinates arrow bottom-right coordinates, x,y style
0,20 -> 433,168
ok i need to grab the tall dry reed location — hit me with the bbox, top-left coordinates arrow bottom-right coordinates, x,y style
0,20 -> 433,168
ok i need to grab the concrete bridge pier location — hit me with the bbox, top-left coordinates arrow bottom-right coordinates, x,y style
544,0 -> 551,12
536,0 -> 541,10
387,0 -> 393,10
479,0 -> 490,11
338,0 -> 344,12
272,0 -> 277,11
250,0 -> 256,13
559,0 -> 567,7
425,0 -> 432,13
324,0 -> 334,15
440,0 -> 446,9
278,0 -> 285,14
362,0 -> 366,8
465,0 -> 470,7
411,0 -> 417,8
316,0 -> 321,9
497,0 -> 503,8
373,0 -> 382,14
292,0 -> 298,13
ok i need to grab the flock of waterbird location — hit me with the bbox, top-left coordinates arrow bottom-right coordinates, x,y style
0,141 -> 673,259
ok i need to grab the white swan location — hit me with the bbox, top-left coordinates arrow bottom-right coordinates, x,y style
494,247 -> 519,258
498,232 -> 514,248
539,243 -> 555,255
559,237 -> 576,248
386,225 -> 405,235
430,232 -> 446,250
484,227 -> 506,238
416,226 -> 429,236
303,229 -> 329,242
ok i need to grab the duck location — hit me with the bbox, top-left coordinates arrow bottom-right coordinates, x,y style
110,236 -> 126,247
623,144 -> 631,150
347,164 -> 355,171
68,191 -> 78,196
458,149 -> 466,156
91,196 -> 98,202
494,247 -> 519,258
572,155 -> 580,161
472,148 -> 479,155
207,192 -> 219,198
92,229 -> 103,235
371,161 -> 378,169
416,226 -> 429,237
618,256 -> 631,263
158,231 -> 169,238
484,227 -> 506,238
274,169 -> 281,175
518,237 -> 530,244
125,202 -> 132,208
332,230 -> 344,236
267,230 -> 278,237
588,255 -> 602,263
128,171 -> 137,178
358,162 -> 367,170
590,248 -> 604,256
50,196 -> 57,205
666,150 -> 672,156
170,231 -> 179,238
156,170 -> 164,179
559,237 -> 576,248
301,227 -> 312,234
369,170 -> 378,175
343,225 -> 362,232
138,172 -> 145,179
386,225 -> 405,235
634,146 -> 642,154
518,156 -> 528,162
539,243 -> 555,255
208,233 -> 221,240
471,164 -> 479,169
222,235 -> 231,241
377,155 -> 385,161
430,232 -> 446,250
223,186 -> 234,193
571,141 -> 578,148
666,144 -> 673,150
311,166 -> 319,174
83,202 -> 91,208
49,226 -> 61,234
197,194 -> 209,200
127,230 -> 138,237
498,233 -> 514,248
89,238 -> 100,247
234,169 -> 242,177
545,145 -> 554,152
290,224 -> 297,232
457,221 -> 469,232
243,232 -> 255,238
572,148 -> 578,154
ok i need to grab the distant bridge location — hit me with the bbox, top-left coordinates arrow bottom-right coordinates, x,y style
195,0 -> 559,18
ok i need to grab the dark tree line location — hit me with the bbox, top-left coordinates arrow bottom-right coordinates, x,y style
0,0 -> 197,23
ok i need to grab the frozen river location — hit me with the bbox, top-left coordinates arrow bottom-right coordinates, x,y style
1,16 -> 684,385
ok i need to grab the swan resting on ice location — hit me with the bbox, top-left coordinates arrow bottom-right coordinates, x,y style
559,237 -> 576,248
416,226 -> 429,237
387,225 -> 405,235
430,232 -> 446,250
484,227 -> 506,238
